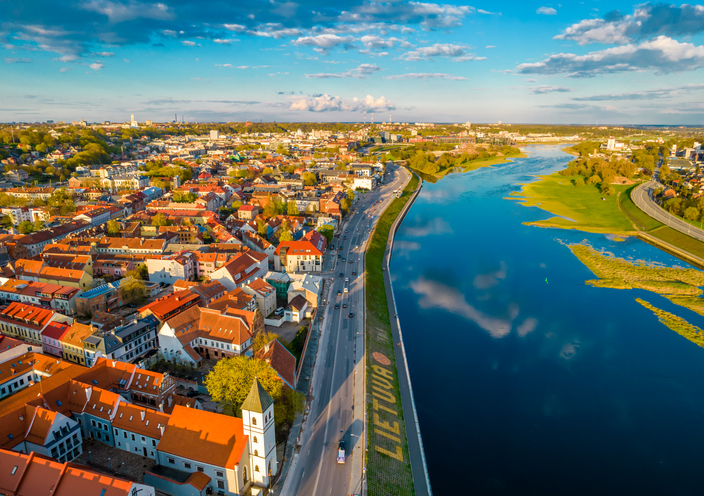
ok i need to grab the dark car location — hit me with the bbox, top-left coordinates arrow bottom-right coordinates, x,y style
334,303 -> 340,309
339,273 -> 344,278
342,303 -> 347,308
348,312 -> 354,318
352,271 -> 357,276
337,290 -> 342,295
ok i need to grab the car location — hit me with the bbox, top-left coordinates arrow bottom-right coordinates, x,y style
348,312 -> 354,318
349,260 -> 354,264
345,229 -> 348,233
339,273 -> 344,278
338,440 -> 346,464
337,290 -> 342,295
334,303 -> 340,309
344,287 -> 348,293
344,236 -> 347,240
352,271 -> 357,276
342,257 -> 346,262
342,303 -> 347,308
337,254 -> 342,258
345,277 -> 349,282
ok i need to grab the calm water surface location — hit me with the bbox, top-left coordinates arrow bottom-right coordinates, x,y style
393,145 -> 704,496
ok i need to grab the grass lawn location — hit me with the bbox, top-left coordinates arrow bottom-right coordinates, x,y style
648,225 -> 704,260
516,173 -> 635,233
365,172 -> 419,496
620,184 -> 663,231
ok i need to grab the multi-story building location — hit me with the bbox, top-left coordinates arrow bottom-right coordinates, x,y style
83,315 -> 159,367
243,278 -> 277,319
274,240 -> 324,273
0,302 -> 73,346
146,251 -> 197,285
210,251 -> 268,291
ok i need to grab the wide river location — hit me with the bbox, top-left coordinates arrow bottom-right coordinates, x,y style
392,145 -> 704,495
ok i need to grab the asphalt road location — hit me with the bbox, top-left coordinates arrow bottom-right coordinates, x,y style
632,161 -> 704,243
281,163 -> 410,496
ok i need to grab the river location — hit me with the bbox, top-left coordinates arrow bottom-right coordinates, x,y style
392,145 -> 704,495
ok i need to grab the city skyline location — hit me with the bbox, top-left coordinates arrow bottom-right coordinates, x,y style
3,0 -> 704,124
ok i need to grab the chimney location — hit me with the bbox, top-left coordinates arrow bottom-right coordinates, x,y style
85,386 -> 92,402
140,409 -> 145,421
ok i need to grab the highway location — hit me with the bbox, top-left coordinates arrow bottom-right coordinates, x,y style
281,163 -> 411,496
632,160 -> 704,243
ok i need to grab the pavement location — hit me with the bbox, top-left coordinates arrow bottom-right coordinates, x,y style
279,164 -> 410,496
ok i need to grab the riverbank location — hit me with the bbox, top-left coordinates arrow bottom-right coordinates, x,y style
365,170 -> 426,496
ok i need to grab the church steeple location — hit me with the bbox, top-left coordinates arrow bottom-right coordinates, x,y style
242,378 -> 274,414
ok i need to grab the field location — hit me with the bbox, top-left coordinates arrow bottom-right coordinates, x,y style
515,173 -> 635,233
637,298 -> 704,349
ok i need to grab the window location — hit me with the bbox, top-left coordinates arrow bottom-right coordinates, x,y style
254,450 -> 258,456
217,480 -> 225,490
255,465 -> 260,472
252,417 -> 257,426
254,436 -> 258,443
131,434 -> 135,441
184,462 -> 191,469
168,458 -> 175,464
216,470 -> 224,477
197,466 -> 204,472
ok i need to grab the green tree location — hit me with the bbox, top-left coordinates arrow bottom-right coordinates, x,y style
204,356 -> 282,416
0,215 -> 12,229
251,331 -> 280,353
257,217 -> 268,237
279,220 -> 293,241
316,225 -> 334,244
346,189 -> 355,203
684,207 -> 700,221
601,185 -> 615,196
152,213 -> 170,227
263,167 -> 274,175
340,197 -> 350,214
660,163 -> 671,182
106,219 -> 120,236
573,177 -> 585,188
33,219 -> 44,231
18,220 -> 34,234
122,276 -> 146,302
302,172 -> 317,186
287,200 -> 300,216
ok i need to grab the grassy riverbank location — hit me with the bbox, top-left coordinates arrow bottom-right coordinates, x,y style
365,171 -> 419,496
636,298 -> 704,349
514,172 -> 635,233
570,244 -> 704,316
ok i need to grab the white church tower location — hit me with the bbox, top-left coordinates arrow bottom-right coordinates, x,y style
241,379 -> 278,492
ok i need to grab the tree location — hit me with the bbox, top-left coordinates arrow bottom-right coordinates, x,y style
601,185 -> 615,196
684,207 -> 700,221
128,265 -> 148,281
573,177 -> 585,188
106,219 -> 120,236
152,213 -> 170,227
0,215 -> 12,229
32,219 -> 44,232
340,198 -> 350,214
17,220 -> 34,234
660,163 -> 671,182
279,220 -> 293,242
257,218 -> 268,237
316,225 -> 334,244
121,276 -> 146,303
252,331 -> 280,353
204,356 -> 282,416
302,172 -> 317,186
346,189 -> 355,203
287,200 -> 300,216
263,167 -> 274,175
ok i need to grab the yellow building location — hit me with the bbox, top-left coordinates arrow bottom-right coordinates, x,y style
60,323 -> 95,365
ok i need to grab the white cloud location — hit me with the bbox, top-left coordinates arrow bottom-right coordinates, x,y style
554,17 -> 632,45
248,24 -> 301,39
573,83 -> 704,101
306,63 -> 381,78
5,57 -> 32,63
89,62 -> 103,70
223,24 -> 245,32
123,58 -> 129,63
385,72 -> 467,80
80,0 -> 174,23
516,36 -> 704,77
213,39 -> 234,45
292,34 -> 356,53
289,93 -> 395,112
59,67 -> 72,72
95,51 -> 114,56
530,85 -> 572,94
181,40 -> 197,46
402,43 -> 470,61
409,277 -> 512,339
536,6 -> 557,15
215,63 -> 233,67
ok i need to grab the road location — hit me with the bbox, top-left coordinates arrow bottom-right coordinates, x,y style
632,159 -> 704,243
281,163 -> 411,496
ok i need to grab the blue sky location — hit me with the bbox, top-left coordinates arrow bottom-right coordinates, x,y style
3,1 -> 704,124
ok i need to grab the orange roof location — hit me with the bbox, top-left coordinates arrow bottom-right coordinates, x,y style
24,405 -> 58,445
139,290 -> 200,321
60,323 -> 94,348
157,405 -> 248,468
112,403 -> 169,440
0,449 -> 134,496
255,339 -> 296,389
274,240 -> 323,256
0,303 -> 56,332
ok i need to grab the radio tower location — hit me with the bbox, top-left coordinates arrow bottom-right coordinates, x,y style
371,113 -> 374,125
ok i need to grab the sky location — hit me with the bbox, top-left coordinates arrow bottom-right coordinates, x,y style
2,1 -> 704,125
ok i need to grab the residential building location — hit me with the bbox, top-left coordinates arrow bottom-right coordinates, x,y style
83,315 -> 159,367
274,240 -> 324,273
210,251 -> 268,291
60,323 -> 94,365
146,251 -> 197,284
139,290 -> 200,322
243,278 -> 276,318
0,302 -> 73,346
